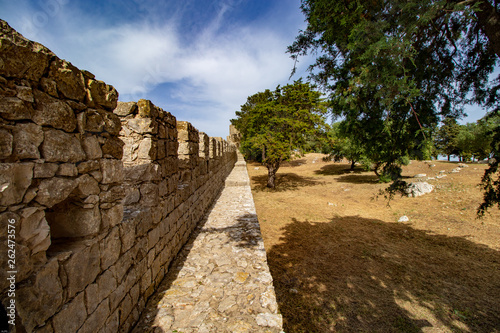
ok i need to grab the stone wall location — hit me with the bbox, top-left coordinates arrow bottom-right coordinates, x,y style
0,20 -> 237,332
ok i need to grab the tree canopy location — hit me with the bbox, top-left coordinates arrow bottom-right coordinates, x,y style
231,80 -> 327,188
289,0 -> 500,212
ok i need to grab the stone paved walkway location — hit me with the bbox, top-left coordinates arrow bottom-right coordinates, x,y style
132,153 -> 283,333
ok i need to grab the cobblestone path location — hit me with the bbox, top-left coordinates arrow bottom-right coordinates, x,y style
132,153 -> 283,333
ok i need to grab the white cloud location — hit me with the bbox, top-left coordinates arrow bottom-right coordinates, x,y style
2,0 -> 310,137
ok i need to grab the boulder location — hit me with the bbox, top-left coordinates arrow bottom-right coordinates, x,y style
405,182 -> 434,197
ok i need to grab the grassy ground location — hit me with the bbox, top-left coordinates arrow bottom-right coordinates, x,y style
247,153 -> 500,333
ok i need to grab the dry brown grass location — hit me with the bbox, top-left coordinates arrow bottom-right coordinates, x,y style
247,153 -> 500,333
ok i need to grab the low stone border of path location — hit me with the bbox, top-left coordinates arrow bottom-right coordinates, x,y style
132,153 -> 283,332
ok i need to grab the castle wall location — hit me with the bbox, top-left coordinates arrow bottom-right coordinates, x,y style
0,20 -> 236,332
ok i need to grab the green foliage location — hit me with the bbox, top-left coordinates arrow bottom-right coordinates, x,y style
435,117 -> 461,160
327,122 -> 364,169
231,80 -> 327,188
289,0 -> 500,211
478,110 -> 500,217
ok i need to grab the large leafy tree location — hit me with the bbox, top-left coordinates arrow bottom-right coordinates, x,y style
231,80 -> 327,188
289,0 -> 499,210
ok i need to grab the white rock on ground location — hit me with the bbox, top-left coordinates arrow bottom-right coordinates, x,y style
405,182 -> 434,197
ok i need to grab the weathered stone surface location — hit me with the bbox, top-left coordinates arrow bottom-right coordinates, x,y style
52,292 -> 87,333
0,128 -> 13,158
100,159 -> 124,184
12,122 -> 44,159
64,243 -> 100,299
41,129 -> 86,163
34,163 -> 59,178
77,160 -> 100,174
78,109 -> 104,133
127,117 -> 155,134
137,137 -> 156,160
137,99 -> 158,118
86,79 -> 118,110
114,101 -> 137,116
0,162 -> 34,206
140,183 -> 159,207
57,163 -> 78,177
101,204 -> 123,229
19,207 -> 51,254
82,135 -> 102,159
100,228 -> 121,270
101,136 -> 124,159
16,85 -> 34,102
35,177 -> 77,208
76,174 -> 100,197
79,298 -> 110,333
0,96 -> 33,120
40,77 -> 58,97
0,21 -> 53,81
32,90 -> 76,132
48,58 -> 86,101
17,259 -> 63,332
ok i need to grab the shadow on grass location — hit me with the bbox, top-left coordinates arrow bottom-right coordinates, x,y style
267,216 -> 500,333
314,163 -> 364,176
251,173 -> 323,192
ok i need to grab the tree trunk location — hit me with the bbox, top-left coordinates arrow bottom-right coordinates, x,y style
448,154 -> 451,162
473,0 -> 500,58
350,160 -> 356,170
266,162 -> 280,188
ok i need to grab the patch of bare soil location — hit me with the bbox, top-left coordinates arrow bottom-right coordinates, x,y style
247,154 -> 500,333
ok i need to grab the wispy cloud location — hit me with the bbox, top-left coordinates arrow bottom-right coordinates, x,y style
2,0 -> 309,136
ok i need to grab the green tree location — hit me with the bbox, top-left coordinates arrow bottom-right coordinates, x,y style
288,0 -> 499,211
328,121 -> 364,170
231,80 -> 327,188
435,117 -> 461,161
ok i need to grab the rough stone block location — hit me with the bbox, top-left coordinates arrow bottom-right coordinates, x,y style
11,122 -> 43,159
114,101 -> 137,116
100,159 -> 124,184
76,174 -> 100,197
85,283 -> 99,314
97,269 -> 117,301
126,117 -> 156,134
86,79 -> 118,110
0,96 -> 33,120
101,204 -> 123,229
19,207 -> 50,254
78,298 -> 110,333
100,227 -> 121,270
52,292 -> 87,333
0,162 -> 34,206
32,90 -> 76,132
64,242 -> 100,299
16,259 -> 63,332
137,137 -> 156,160
0,26 -> 53,81
101,136 -> 124,159
41,129 -> 86,163
82,136 -> 102,159
140,183 -> 159,207
0,128 -> 13,158
137,99 -> 158,118
35,177 -> 77,208
48,58 -> 86,102
57,163 -> 78,177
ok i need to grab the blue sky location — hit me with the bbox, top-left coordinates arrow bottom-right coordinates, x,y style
1,0 -> 492,137
1,0 -> 314,137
